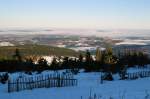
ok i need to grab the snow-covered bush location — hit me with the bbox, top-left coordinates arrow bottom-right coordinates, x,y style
0,73 -> 9,84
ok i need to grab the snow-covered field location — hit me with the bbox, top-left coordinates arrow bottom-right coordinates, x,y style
115,39 -> 150,46
70,47 -> 106,52
0,42 -> 14,46
0,69 -> 150,99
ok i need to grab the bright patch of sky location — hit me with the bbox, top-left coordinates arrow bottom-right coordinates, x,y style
0,0 -> 150,29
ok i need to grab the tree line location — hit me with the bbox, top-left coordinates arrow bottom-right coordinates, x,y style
0,47 -> 149,74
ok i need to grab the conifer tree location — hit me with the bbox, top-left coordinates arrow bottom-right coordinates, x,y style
79,53 -> 83,62
104,47 -> 118,73
85,50 -> 93,72
85,50 -> 91,62
96,47 -> 102,62
78,53 -> 83,69
37,57 -> 48,72
51,57 -> 58,70
13,48 -> 22,62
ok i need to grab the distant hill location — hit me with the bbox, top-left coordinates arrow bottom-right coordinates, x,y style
0,44 -> 81,59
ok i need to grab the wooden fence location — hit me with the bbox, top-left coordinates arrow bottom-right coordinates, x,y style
8,73 -> 77,93
126,71 -> 150,80
100,70 -> 150,83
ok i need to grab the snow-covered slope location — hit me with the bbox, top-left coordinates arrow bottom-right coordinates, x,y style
0,71 -> 150,99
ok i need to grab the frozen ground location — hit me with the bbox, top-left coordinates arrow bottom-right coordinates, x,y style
0,70 -> 150,99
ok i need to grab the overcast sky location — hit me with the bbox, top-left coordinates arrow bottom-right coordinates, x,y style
0,0 -> 150,29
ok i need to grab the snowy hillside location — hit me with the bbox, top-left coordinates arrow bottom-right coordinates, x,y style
0,70 -> 150,99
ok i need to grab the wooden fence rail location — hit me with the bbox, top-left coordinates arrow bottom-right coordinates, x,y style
8,73 -> 77,93
100,70 -> 150,83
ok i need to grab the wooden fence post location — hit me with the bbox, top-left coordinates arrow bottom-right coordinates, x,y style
16,79 -> 19,92
8,78 -> 11,93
